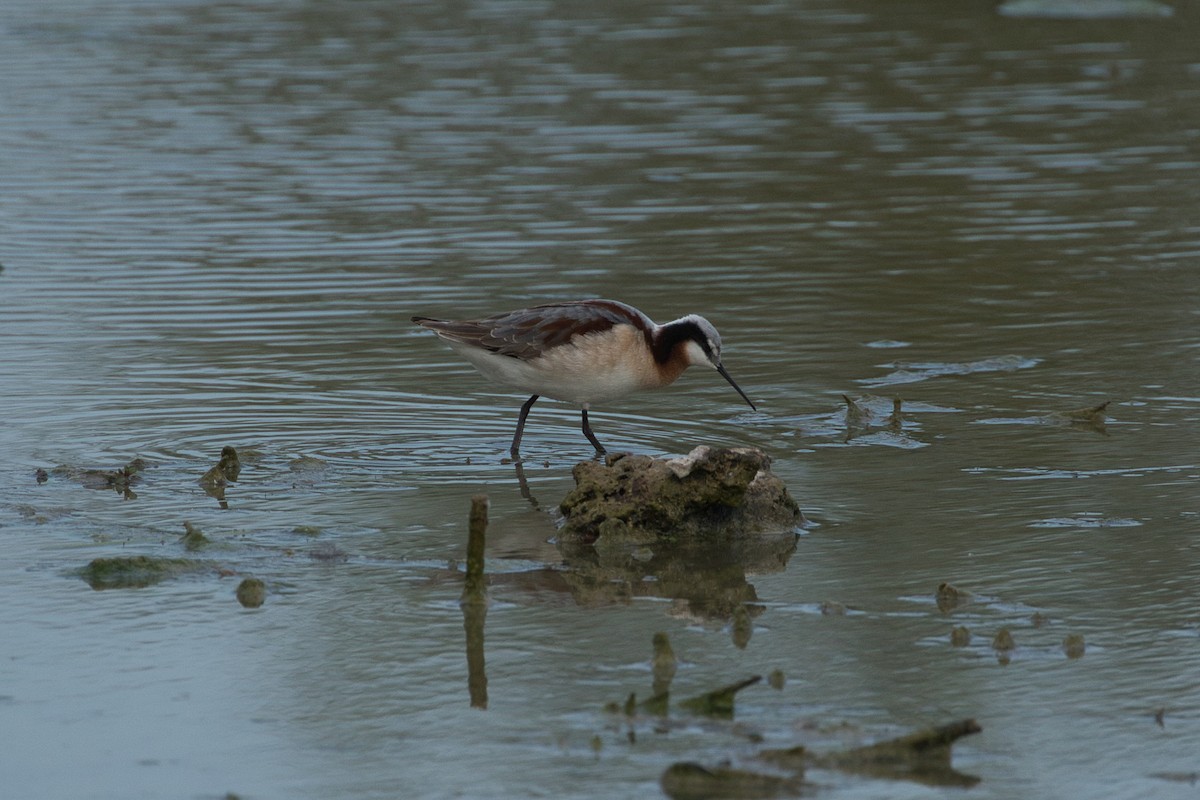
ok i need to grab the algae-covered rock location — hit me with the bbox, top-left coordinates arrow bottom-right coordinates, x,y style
559,447 -> 800,543
79,555 -> 207,589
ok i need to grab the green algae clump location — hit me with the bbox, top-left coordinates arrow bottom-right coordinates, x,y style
236,577 -> 267,608
79,555 -> 205,590
1063,633 -> 1086,659
661,762 -> 804,800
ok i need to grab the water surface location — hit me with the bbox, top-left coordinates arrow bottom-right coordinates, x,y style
2,1 -> 1199,798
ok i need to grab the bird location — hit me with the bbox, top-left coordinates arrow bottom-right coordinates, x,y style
412,299 -> 756,457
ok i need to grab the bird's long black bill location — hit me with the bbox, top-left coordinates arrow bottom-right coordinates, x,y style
716,363 -> 757,411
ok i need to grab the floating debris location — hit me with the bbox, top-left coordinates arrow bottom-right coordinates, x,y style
660,762 -> 804,800
731,605 -> 753,649
976,400 -> 1111,434
34,468 -> 48,484
950,626 -> 972,647
767,669 -> 786,690
819,601 -> 847,616
52,458 -> 147,498
1048,401 -> 1110,426
800,718 -> 983,787
840,395 -> 906,438
641,691 -> 670,717
559,446 -> 801,543
79,555 -> 206,590
199,446 -> 241,487
652,632 -> 678,695
1062,634 -> 1086,659
992,628 -> 1016,663
1030,612 -> 1050,628
842,394 -> 874,429
308,543 -> 349,562
936,582 -> 973,613
180,521 -> 210,551
798,396 -> 952,444
235,577 -> 266,608
679,675 -> 762,718
885,397 -> 904,430
757,744 -> 808,772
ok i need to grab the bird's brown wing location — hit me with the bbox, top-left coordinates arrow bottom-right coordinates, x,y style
413,300 -> 652,361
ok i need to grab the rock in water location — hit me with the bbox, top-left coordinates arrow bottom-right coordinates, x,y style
558,446 -> 800,543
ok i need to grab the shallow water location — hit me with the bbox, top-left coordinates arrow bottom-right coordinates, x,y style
2,0 -> 1199,797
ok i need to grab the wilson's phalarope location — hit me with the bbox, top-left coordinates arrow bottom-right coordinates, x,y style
413,299 -> 756,456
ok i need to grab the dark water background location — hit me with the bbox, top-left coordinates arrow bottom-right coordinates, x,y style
2,1 -> 1198,797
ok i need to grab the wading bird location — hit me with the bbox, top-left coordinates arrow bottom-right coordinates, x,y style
413,299 -> 755,456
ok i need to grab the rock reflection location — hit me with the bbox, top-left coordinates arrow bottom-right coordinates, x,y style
554,532 -> 795,621
458,452 -> 800,629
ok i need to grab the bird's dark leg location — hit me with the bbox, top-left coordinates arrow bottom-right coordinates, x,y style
580,408 -> 607,455
510,395 -> 539,458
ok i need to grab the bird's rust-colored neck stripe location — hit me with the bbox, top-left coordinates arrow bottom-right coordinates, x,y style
650,318 -> 702,365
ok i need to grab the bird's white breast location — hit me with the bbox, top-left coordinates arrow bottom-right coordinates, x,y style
447,325 -> 662,405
